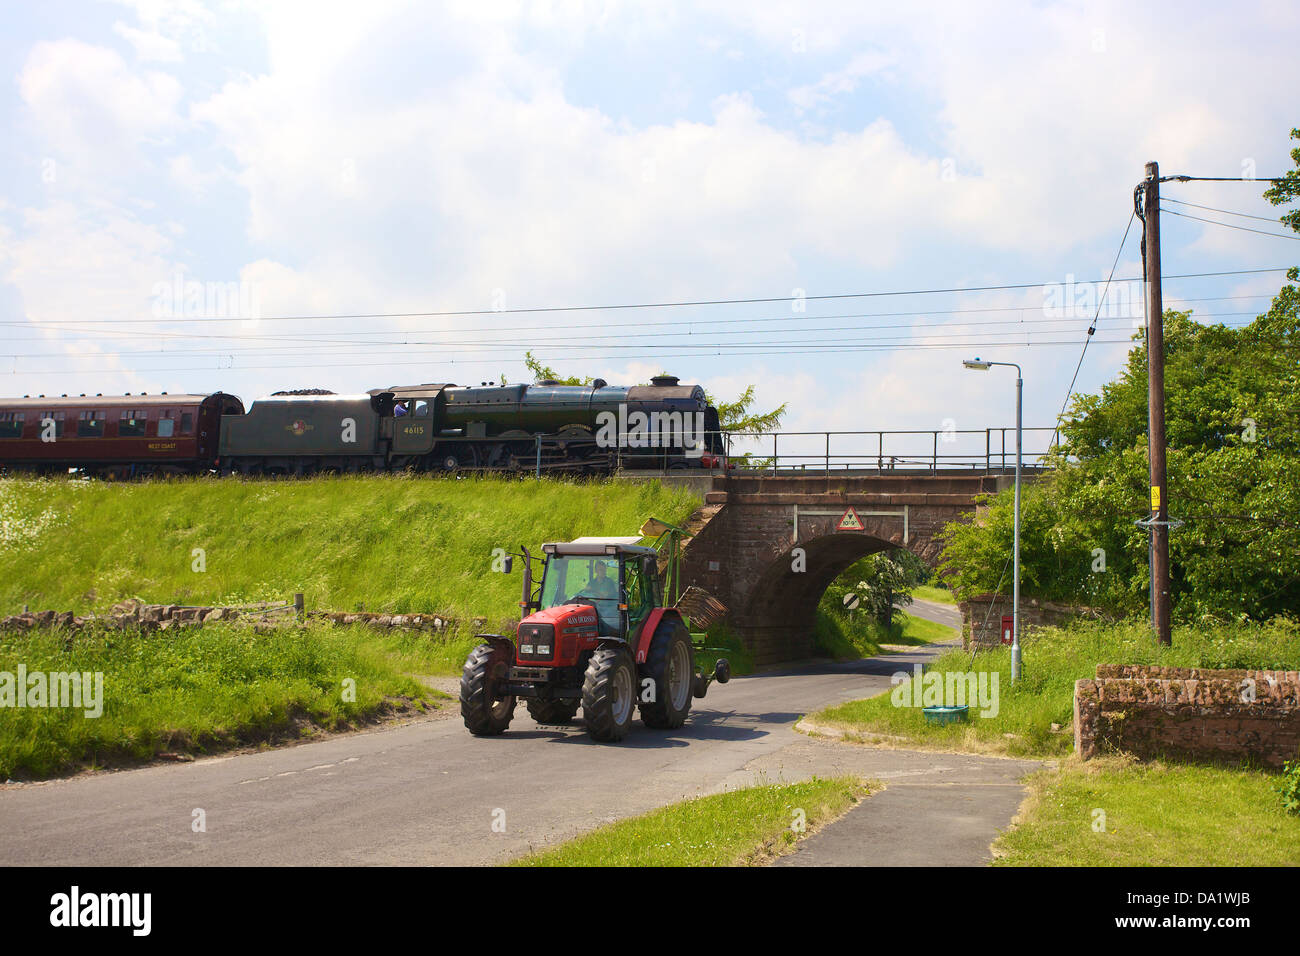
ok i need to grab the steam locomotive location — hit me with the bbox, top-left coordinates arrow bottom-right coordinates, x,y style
0,375 -> 727,477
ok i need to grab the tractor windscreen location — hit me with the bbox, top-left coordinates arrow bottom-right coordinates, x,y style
541,555 -> 621,632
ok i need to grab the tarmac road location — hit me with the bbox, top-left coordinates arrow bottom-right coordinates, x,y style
0,636 -> 1036,866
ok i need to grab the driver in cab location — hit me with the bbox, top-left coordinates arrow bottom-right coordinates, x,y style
574,559 -> 620,633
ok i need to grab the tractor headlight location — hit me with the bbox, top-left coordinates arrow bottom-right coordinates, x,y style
521,644 -> 534,655
537,645 -> 551,656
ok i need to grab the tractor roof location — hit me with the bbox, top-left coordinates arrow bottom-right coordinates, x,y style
544,537 -> 658,557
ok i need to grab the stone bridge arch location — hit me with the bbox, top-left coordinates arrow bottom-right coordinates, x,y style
679,474 -> 1007,664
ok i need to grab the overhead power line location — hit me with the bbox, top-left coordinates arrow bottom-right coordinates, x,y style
2,267 -> 1292,327
1052,211 -> 1136,448
1163,197 -> 1288,223
1161,207 -> 1300,241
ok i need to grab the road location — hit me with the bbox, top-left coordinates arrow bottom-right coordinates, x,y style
904,595 -> 962,630
0,635 -> 1035,867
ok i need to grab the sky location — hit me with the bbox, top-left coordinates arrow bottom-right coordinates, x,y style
2,0 -> 1298,465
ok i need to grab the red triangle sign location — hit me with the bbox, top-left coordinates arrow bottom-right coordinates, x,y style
837,507 -> 864,531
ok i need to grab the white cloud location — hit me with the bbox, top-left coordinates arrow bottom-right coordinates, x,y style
19,40 -> 183,161
113,23 -> 184,62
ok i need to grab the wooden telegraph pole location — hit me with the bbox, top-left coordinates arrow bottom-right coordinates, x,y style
1141,161 -> 1172,645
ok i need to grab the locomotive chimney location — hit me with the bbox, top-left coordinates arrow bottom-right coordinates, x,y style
650,375 -> 680,387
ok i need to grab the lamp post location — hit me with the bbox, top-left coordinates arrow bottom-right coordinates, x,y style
963,357 -> 1022,683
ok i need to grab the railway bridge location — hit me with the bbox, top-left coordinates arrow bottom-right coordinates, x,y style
678,472 -> 1020,665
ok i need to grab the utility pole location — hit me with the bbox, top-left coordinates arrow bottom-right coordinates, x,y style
1141,161 -> 1172,646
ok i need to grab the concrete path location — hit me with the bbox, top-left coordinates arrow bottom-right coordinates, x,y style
771,744 -> 1039,866
0,637 -> 1034,866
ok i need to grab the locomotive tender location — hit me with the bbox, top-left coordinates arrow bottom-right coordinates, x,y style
0,375 -> 726,477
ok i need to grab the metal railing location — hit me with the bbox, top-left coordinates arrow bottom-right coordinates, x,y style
721,427 -> 1060,475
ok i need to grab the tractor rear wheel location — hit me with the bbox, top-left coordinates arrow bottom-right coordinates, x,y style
460,643 -> 516,736
639,619 -> 694,729
582,648 -> 636,742
526,698 -> 580,724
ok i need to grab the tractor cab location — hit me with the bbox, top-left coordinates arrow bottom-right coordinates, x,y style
535,538 -> 659,639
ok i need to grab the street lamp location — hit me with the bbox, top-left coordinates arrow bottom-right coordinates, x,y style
963,356 -> 1022,683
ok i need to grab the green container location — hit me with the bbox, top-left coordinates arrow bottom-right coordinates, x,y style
923,705 -> 970,724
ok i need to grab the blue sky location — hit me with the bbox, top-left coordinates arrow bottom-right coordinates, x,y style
1,0 -> 1297,463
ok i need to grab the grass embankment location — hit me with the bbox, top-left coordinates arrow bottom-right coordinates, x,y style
0,620 -> 442,779
813,608 -> 955,661
911,584 -> 957,605
0,474 -> 703,778
0,475 -> 700,618
805,617 -> 1300,865
808,617 -> 1300,758
994,758 -> 1300,866
513,776 -> 872,866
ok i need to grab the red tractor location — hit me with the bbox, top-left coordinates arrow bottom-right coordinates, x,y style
460,534 -> 730,742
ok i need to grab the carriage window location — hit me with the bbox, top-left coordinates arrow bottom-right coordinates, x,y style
0,412 -> 23,439
413,400 -> 430,417
180,412 -> 194,434
38,411 -> 65,438
157,415 -> 175,437
119,409 -> 147,437
77,410 -> 105,438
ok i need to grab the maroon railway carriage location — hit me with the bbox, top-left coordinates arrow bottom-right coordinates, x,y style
0,392 -> 244,477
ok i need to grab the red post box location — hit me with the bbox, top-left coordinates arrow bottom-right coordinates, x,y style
1001,614 -> 1014,645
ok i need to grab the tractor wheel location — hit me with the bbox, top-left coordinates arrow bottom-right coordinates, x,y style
582,647 -> 636,742
526,698 -> 581,725
460,643 -> 516,736
638,619 -> 694,729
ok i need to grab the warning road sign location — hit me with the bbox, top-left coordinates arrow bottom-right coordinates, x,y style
837,507 -> 864,531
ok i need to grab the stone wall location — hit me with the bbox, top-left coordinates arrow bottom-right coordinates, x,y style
1074,664 -> 1300,769
959,593 -> 1098,648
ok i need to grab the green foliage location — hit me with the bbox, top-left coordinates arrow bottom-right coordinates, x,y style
522,351 -> 591,386
0,474 -> 700,619
704,383 -> 787,433
820,549 -> 928,626
1280,760 -> 1300,816
938,297 -> 1300,622
1262,127 -> 1300,235
0,620 -> 441,779
810,616 -> 1300,759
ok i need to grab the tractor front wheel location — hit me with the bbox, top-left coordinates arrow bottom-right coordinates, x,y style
460,643 -> 516,736
582,648 -> 636,742
639,619 -> 694,729
526,698 -> 581,725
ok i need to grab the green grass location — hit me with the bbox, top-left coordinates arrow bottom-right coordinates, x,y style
0,474 -> 702,778
512,776 -> 871,866
807,617 -> 1300,758
813,608 -> 955,661
0,474 -> 701,619
993,758 -> 1300,866
0,619 -> 449,779
910,584 -> 957,605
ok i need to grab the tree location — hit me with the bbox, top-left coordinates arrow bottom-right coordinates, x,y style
514,353 -> 787,432
1263,127 -> 1300,235
938,301 -> 1300,623
938,129 -> 1300,625
823,549 -> 928,628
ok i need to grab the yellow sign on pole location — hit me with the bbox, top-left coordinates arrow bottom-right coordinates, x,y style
1151,486 -> 1161,510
